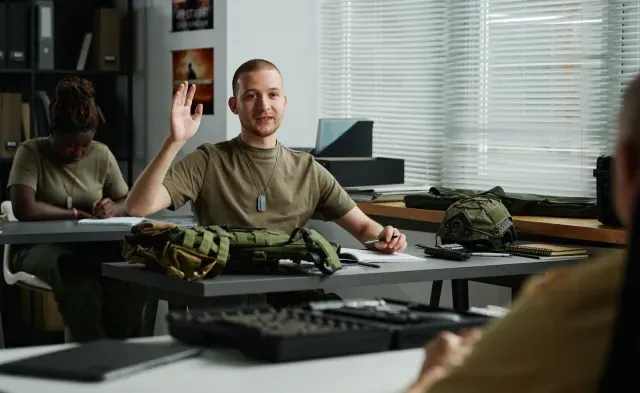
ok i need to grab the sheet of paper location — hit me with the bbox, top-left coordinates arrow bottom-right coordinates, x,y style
77,217 -> 146,226
339,248 -> 426,262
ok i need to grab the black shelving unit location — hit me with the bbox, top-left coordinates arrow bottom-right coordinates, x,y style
0,0 -> 136,202
0,0 -> 135,347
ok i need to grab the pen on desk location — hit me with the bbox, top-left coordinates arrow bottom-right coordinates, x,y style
364,235 -> 399,245
357,261 -> 381,268
471,252 -> 511,257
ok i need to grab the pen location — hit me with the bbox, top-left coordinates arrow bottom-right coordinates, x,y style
357,261 -> 381,268
471,253 -> 511,257
364,235 -> 399,245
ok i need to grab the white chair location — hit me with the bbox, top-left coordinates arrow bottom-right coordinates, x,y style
2,201 -> 51,290
1,201 -> 71,343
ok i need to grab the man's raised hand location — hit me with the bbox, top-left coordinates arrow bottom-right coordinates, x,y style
170,81 -> 203,143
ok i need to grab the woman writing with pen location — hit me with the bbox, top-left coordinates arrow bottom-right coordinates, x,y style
7,76 -> 147,342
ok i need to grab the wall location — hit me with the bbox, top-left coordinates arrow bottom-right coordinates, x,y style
142,0 -> 228,169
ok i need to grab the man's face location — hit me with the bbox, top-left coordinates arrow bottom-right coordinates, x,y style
228,69 -> 287,139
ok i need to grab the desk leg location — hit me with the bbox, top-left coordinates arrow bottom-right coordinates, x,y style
452,279 -> 469,311
430,280 -> 443,307
142,298 -> 159,337
0,309 -> 4,348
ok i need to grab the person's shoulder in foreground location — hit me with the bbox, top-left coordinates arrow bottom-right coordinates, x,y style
406,249 -> 626,393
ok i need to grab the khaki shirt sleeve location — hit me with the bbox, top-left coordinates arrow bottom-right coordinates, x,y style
7,143 -> 40,191
162,146 -> 209,211
103,149 -> 129,200
313,160 -> 356,221
427,256 -> 622,393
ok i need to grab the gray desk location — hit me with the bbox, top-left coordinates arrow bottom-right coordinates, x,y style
0,216 -> 197,245
101,253 -> 583,305
0,336 -> 422,393
0,221 -> 134,245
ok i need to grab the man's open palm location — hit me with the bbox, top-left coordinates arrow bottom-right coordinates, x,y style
170,81 -> 203,142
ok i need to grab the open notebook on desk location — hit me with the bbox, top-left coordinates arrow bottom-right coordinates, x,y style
339,248 -> 426,263
78,216 -> 198,227
78,217 -> 146,226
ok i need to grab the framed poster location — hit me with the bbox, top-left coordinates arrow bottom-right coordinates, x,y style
172,47 -> 214,115
171,0 -> 214,32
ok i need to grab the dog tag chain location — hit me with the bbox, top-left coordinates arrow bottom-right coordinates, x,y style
63,162 -> 79,210
237,139 -> 280,212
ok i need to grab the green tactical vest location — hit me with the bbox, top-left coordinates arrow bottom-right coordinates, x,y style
122,221 -> 342,281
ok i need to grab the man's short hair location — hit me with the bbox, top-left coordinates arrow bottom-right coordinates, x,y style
621,73 -> 640,144
231,59 -> 282,97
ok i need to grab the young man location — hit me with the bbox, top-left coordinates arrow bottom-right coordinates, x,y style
126,59 -> 407,254
403,74 -> 640,393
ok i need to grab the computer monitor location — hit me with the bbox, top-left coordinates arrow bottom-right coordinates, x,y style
314,118 -> 373,157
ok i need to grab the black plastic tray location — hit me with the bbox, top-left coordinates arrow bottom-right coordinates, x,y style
313,298 -> 493,349
167,306 -> 392,362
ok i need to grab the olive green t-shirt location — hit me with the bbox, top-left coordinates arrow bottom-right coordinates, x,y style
162,136 -> 356,233
7,137 -> 129,213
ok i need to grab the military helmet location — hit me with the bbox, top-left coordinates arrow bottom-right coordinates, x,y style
436,195 -> 517,250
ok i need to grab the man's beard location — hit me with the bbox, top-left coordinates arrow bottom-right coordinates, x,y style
241,118 -> 279,138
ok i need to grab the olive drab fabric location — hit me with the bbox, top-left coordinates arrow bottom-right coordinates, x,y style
122,221 -> 342,280
427,251 -> 624,393
404,186 -> 597,219
436,195 -> 517,250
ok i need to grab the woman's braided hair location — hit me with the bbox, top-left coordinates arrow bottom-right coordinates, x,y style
50,76 -> 99,133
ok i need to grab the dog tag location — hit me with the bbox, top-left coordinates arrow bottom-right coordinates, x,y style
257,194 -> 266,212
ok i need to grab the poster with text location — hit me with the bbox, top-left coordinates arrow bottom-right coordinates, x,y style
172,47 -> 214,115
172,0 -> 214,32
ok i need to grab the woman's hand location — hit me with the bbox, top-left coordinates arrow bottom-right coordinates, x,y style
92,198 -> 116,218
76,209 -> 94,219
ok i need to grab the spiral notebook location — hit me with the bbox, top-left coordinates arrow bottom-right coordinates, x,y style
504,243 -> 587,257
78,217 -> 145,226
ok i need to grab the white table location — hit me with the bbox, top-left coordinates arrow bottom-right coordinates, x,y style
0,336 -> 423,393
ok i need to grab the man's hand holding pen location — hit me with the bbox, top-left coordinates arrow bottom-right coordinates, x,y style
366,225 -> 407,254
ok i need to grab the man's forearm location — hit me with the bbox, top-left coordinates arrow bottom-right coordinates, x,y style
126,138 -> 183,216
360,220 -> 385,250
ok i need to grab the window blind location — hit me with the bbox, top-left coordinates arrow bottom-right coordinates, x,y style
319,0 -> 640,198
319,0 -> 447,185
608,1 -> 640,148
443,0 -> 610,198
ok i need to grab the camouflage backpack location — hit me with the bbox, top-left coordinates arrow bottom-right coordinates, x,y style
436,195 -> 517,251
122,221 -> 342,280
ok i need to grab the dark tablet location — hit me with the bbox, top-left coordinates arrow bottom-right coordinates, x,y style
0,339 -> 202,382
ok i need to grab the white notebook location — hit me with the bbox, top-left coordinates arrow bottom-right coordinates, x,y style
339,248 -> 426,263
78,217 -> 145,226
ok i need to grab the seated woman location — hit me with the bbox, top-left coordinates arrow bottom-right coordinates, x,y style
6,76 -> 147,342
